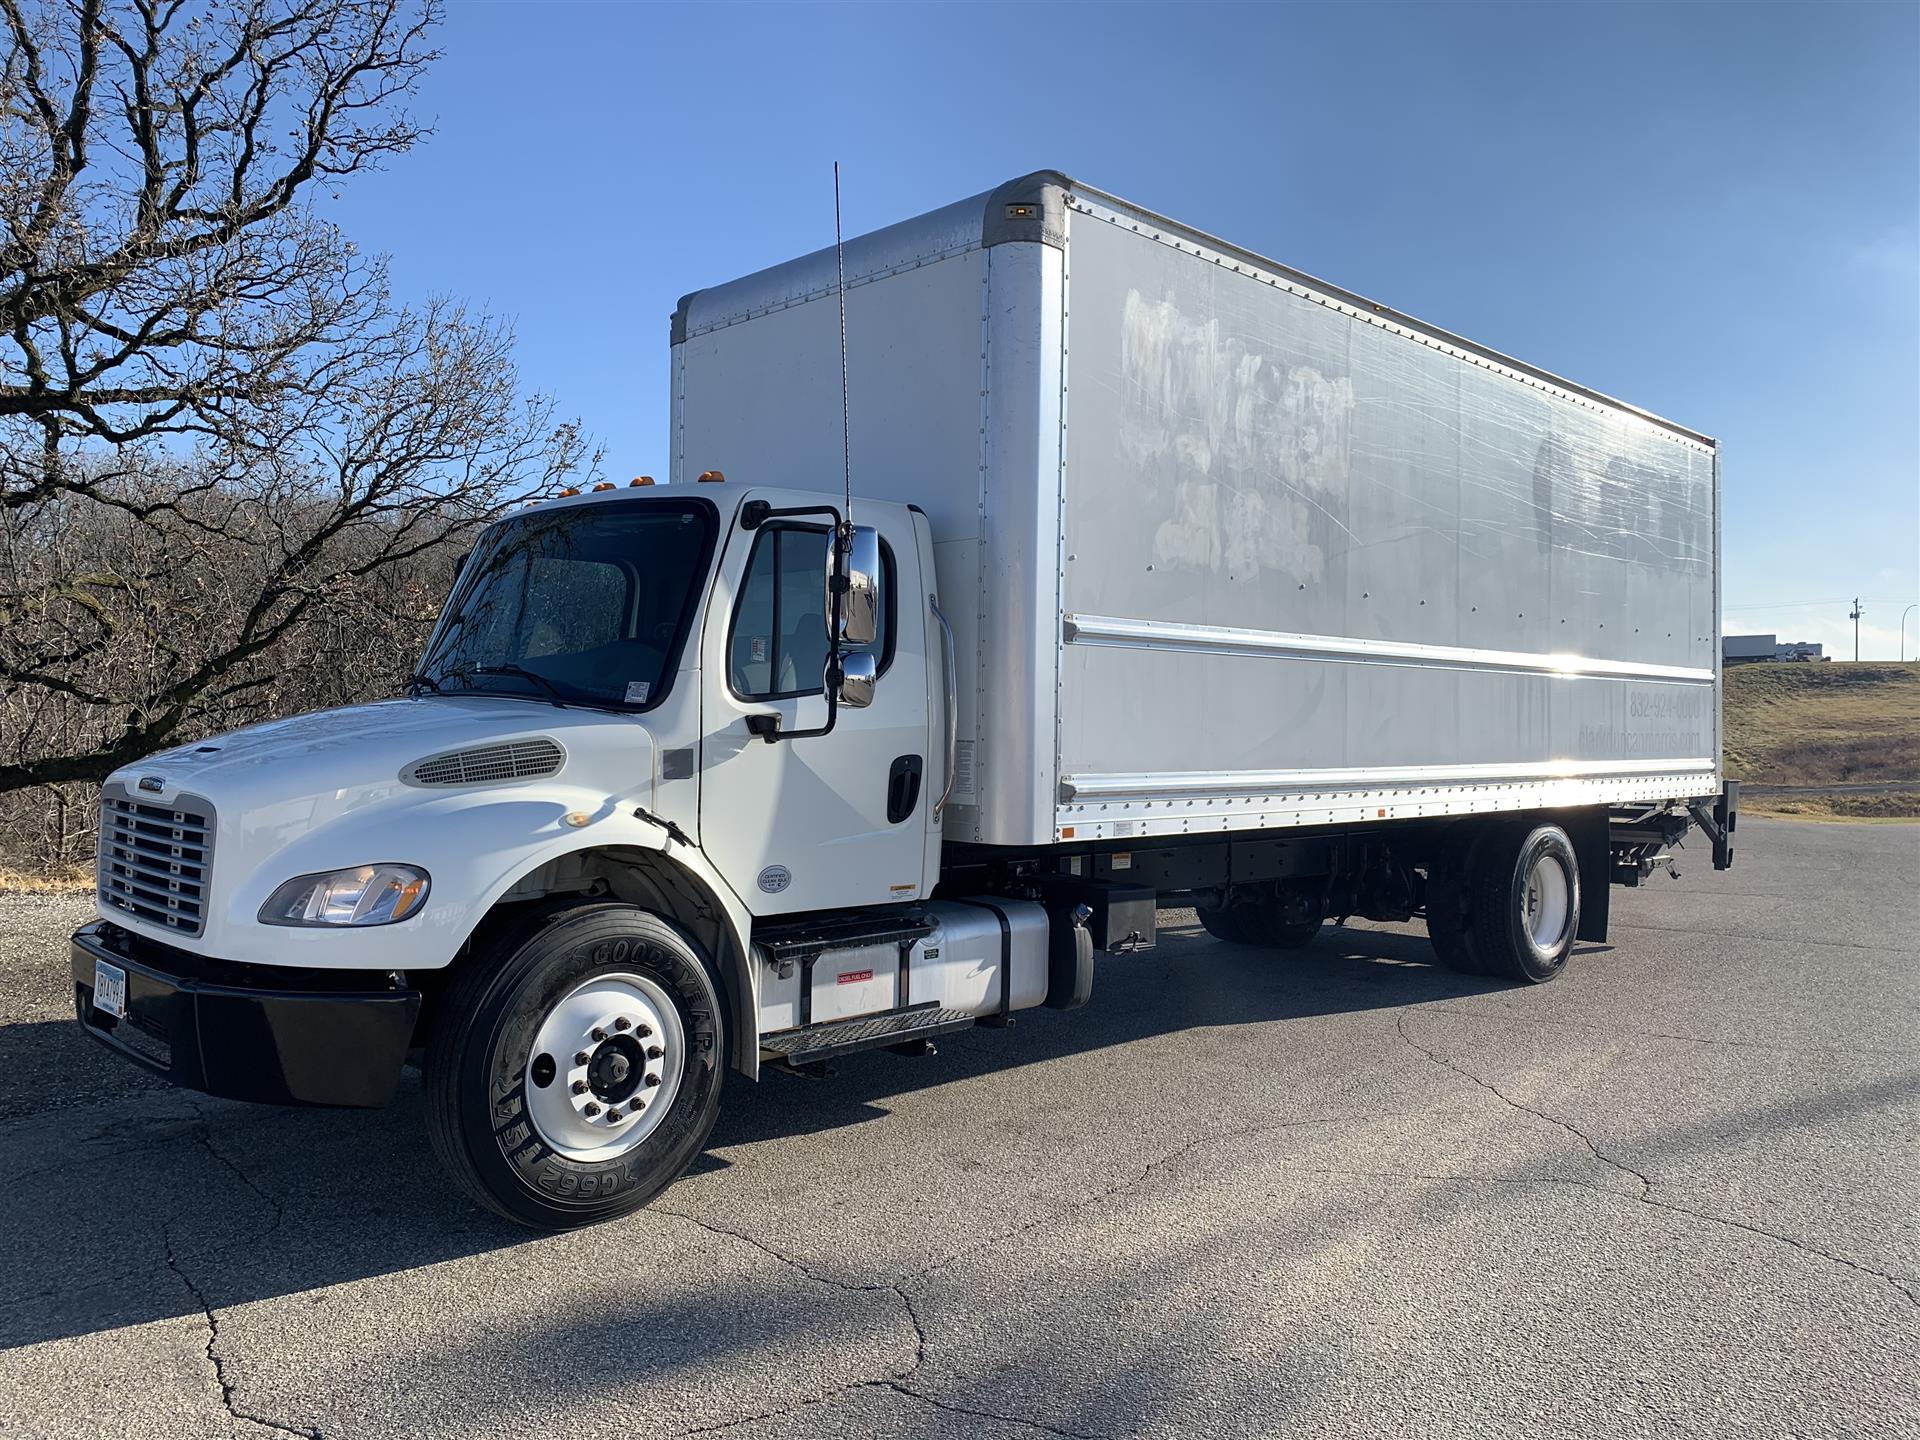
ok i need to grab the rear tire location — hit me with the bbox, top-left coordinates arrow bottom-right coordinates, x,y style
1256,912 -> 1325,948
1197,905 -> 1259,944
1198,903 -> 1323,949
424,902 -> 726,1230
1470,823 -> 1580,984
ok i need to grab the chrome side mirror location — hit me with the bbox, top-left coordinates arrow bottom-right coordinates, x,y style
835,650 -> 877,709
826,525 -> 881,648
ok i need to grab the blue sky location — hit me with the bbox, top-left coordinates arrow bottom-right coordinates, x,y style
336,1 -> 1919,659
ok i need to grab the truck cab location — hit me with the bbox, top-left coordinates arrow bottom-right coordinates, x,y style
72,479 -> 1055,1227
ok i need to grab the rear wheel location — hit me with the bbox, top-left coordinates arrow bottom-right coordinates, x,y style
1255,912 -> 1324,948
425,902 -> 726,1229
1197,902 -> 1324,949
1470,823 -> 1580,984
1197,905 -> 1260,944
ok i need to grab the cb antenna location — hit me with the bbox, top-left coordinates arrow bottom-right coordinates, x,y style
834,161 -> 852,526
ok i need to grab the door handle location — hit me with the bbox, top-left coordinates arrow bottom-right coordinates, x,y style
887,755 -> 924,824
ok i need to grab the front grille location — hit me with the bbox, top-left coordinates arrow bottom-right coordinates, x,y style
97,786 -> 215,937
403,737 -> 566,786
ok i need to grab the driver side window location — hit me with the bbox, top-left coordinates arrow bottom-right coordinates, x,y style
729,526 -> 890,700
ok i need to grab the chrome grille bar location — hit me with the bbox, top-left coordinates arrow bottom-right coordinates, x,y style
96,785 -> 215,936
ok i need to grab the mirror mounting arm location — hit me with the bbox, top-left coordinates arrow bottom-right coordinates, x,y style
740,499 -> 842,531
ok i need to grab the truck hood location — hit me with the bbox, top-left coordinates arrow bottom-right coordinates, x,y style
105,697 -> 662,950
121,696 -> 648,808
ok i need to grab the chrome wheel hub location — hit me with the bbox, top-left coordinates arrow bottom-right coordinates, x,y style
524,972 -> 684,1161
1522,854 -> 1572,950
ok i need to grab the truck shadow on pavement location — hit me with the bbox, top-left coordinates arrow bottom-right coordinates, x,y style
1,920 -> 1582,1352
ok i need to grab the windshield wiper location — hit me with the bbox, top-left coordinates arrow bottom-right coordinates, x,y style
404,670 -> 442,697
461,663 -> 571,709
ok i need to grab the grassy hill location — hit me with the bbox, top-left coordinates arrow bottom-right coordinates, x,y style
1722,661 -> 1920,818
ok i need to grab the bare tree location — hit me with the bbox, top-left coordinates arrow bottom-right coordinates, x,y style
0,0 -> 589,809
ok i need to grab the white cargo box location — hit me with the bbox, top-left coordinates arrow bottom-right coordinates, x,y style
672,173 -> 1720,848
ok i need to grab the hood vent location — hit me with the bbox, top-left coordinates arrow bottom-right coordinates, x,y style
404,737 -> 566,787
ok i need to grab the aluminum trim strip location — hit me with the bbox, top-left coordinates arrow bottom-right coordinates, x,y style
1062,759 -> 1718,800
102,852 -> 206,890
1064,613 -> 1716,684
1053,770 -> 1720,842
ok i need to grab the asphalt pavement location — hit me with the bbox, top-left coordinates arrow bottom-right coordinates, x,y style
1,817 -> 1915,1439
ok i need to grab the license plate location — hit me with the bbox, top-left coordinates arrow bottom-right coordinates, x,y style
93,959 -> 127,1019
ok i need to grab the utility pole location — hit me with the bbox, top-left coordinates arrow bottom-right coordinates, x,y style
1849,598 -> 1864,661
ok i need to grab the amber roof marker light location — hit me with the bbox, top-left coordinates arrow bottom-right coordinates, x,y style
630,476 -> 655,487
697,470 -> 725,484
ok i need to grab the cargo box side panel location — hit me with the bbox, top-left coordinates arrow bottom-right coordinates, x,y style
1055,199 -> 1717,840
674,248 -> 988,542
673,248 -> 993,839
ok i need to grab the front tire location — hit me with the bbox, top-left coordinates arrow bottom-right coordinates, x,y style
425,902 -> 726,1229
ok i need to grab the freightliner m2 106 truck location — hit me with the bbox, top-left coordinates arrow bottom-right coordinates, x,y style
71,174 -> 1736,1228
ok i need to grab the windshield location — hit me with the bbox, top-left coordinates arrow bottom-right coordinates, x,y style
418,497 -> 717,710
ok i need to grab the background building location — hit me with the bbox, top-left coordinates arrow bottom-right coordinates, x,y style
1724,633 -> 1827,663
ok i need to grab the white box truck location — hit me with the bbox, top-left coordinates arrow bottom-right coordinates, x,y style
71,173 -> 1737,1228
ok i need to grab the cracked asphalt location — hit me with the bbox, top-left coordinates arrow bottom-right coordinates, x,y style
1,816 -> 1915,1439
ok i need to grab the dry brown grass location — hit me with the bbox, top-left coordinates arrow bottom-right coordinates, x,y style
1745,791 -> 1920,822
0,866 -> 92,894
1724,661 -> 1919,817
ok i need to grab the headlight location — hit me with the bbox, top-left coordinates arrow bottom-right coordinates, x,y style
259,864 -> 431,927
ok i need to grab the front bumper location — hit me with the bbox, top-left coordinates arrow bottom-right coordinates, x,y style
70,921 -> 421,1108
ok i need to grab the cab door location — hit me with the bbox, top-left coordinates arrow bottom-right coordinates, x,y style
698,496 -> 934,915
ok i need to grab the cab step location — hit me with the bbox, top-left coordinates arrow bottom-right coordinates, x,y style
760,1002 -> 975,1069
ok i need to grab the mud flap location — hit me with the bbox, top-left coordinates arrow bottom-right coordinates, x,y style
1563,807 -> 1611,944
1044,906 -> 1094,1010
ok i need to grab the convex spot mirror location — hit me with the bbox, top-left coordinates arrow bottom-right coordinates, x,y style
824,525 -> 881,649
834,651 -> 877,709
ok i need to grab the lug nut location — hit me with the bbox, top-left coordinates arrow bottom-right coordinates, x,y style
590,1026 -> 607,1042
631,1097 -> 647,1113
643,1073 -> 661,1088
605,1106 -> 622,1121
634,1023 -> 652,1039
571,1080 -> 589,1095
583,1102 -> 601,1117
646,1045 -> 663,1060
574,1050 -> 590,1066
613,1016 -> 630,1031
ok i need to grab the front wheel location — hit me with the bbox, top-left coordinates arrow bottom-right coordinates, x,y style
424,902 -> 726,1229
